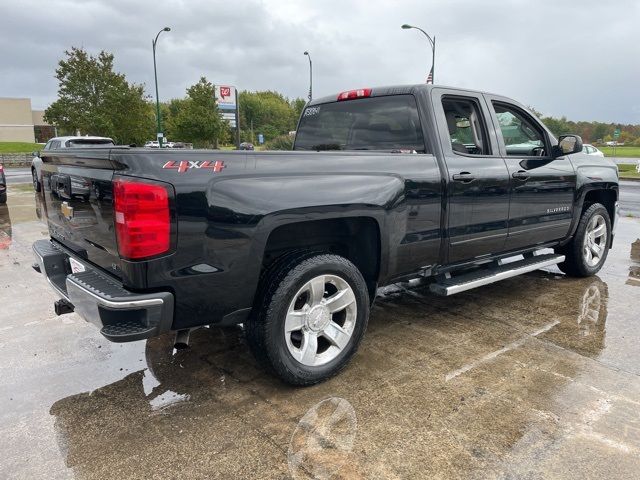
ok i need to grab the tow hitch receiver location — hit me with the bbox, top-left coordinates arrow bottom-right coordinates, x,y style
54,299 -> 75,315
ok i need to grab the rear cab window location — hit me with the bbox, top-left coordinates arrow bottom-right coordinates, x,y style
294,95 -> 427,153
65,139 -> 115,148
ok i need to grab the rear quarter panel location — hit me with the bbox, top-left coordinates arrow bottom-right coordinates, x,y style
110,149 -> 442,329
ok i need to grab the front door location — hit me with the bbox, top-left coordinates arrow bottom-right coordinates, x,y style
432,90 -> 511,264
486,98 -> 576,251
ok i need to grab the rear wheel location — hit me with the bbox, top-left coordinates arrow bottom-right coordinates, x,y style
246,253 -> 369,386
556,203 -> 611,277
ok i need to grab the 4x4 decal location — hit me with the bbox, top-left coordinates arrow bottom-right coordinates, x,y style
162,160 -> 226,173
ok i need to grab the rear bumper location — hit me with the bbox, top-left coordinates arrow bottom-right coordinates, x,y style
33,239 -> 174,342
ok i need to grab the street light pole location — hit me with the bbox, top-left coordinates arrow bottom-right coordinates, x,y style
152,27 -> 171,148
303,51 -> 313,101
401,24 -> 435,84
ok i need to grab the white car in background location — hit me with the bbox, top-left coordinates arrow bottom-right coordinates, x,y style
31,136 -> 114,192
583,144 -> 605,157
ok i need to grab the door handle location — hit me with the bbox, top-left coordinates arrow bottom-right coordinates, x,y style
452,172 -> 475,183
512,171 -> 529,180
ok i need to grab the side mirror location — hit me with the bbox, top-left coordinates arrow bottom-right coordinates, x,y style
553,135 -> 583,157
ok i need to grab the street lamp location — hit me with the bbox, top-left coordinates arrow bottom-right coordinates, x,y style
303,51 -> 313,101
152,27 -> 171,147
401,24 -> 435,84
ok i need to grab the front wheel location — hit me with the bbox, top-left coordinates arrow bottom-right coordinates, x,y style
556,203 -> 611,277
246,253 -> 369,386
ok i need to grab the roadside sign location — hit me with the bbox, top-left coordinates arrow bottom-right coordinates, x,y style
614,128 -> 621,139
215,84 -> 240,148
258,134 -> 264,144
215,85 -> 237,110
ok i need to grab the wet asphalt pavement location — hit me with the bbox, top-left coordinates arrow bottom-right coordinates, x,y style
1,184 -> 640,479
3,168 -> 32,185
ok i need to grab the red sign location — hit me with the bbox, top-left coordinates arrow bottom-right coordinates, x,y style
219,86 -> 231,99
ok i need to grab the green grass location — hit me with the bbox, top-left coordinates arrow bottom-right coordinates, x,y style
618,163 -> 640,179
599,146 -> 640,158
0,142 -> 45,154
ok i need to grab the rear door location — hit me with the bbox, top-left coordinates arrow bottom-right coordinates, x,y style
485,97 -> 576,251
431,88 -> 510,263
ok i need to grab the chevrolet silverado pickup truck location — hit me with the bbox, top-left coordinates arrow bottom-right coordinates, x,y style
33,84 -> 619,385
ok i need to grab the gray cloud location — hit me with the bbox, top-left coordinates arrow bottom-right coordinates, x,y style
1,0 -> 638,123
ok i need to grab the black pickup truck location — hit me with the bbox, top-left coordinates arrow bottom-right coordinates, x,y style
33,84 -> 619,385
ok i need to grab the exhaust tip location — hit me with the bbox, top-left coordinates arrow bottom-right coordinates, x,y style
174,329 -> 191,350
54,299 -> 75,315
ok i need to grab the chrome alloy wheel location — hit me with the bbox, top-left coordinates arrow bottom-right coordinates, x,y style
284,274 -> 357,367
583,214 -> 607,267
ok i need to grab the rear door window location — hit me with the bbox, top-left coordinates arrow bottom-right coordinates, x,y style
441,97 -> 491,156
294,95 -> 426,153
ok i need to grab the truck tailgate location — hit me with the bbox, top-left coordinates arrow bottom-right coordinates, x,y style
40,148 -> 122,279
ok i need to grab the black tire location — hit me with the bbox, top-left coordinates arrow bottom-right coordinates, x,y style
0,192 -> 6,204
555,203 -> 611,277
246,253 -> 369,386
32,169 -> 41,192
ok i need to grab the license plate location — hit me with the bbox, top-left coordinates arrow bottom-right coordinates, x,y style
69,257 -> 86,274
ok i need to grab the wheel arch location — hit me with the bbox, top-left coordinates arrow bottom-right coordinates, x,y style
261,216 -> 382,301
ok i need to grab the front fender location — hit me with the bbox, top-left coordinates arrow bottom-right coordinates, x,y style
565,158 -> 619,240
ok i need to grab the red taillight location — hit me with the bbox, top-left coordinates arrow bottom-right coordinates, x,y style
113,178 -> 171,260
337,88 -> 372,101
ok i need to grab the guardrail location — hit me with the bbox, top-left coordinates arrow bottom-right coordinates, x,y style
0,153 -> 31,167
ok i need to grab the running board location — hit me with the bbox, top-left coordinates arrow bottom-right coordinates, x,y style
429,253 -> 565,296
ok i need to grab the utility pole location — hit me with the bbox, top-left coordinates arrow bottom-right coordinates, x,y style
303,51 -> 313,101
152,27 -> 171,147
401,24 -> 436,84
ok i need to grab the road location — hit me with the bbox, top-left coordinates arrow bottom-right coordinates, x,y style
1,186 -> 640,479
619,180 -> 640,217
4,167 -> 31,185
612,156 -> 640,165
5,166 -> 639,216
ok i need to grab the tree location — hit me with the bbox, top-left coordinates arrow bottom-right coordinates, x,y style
168,77 -> 227,147
238,91 -> 305,143
44,47 -> 154,144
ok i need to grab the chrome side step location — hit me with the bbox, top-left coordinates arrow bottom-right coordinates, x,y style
429,253 -> 565,296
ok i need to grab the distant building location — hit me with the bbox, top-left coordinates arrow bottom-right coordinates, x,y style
0,97 -> 55,143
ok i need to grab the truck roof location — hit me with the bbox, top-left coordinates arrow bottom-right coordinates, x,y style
49,136 -> 114,142
307,84 -> 502,106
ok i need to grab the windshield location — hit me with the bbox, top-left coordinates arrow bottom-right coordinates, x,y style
66,139 -> 114,148
294,95 -> 425,152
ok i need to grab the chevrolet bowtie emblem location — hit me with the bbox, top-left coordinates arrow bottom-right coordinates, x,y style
61,201 -> 74,219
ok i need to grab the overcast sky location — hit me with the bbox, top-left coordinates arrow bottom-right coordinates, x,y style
1,0 -> 639,123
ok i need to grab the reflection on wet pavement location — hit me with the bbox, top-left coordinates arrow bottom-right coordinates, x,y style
1,187 -> 640,479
